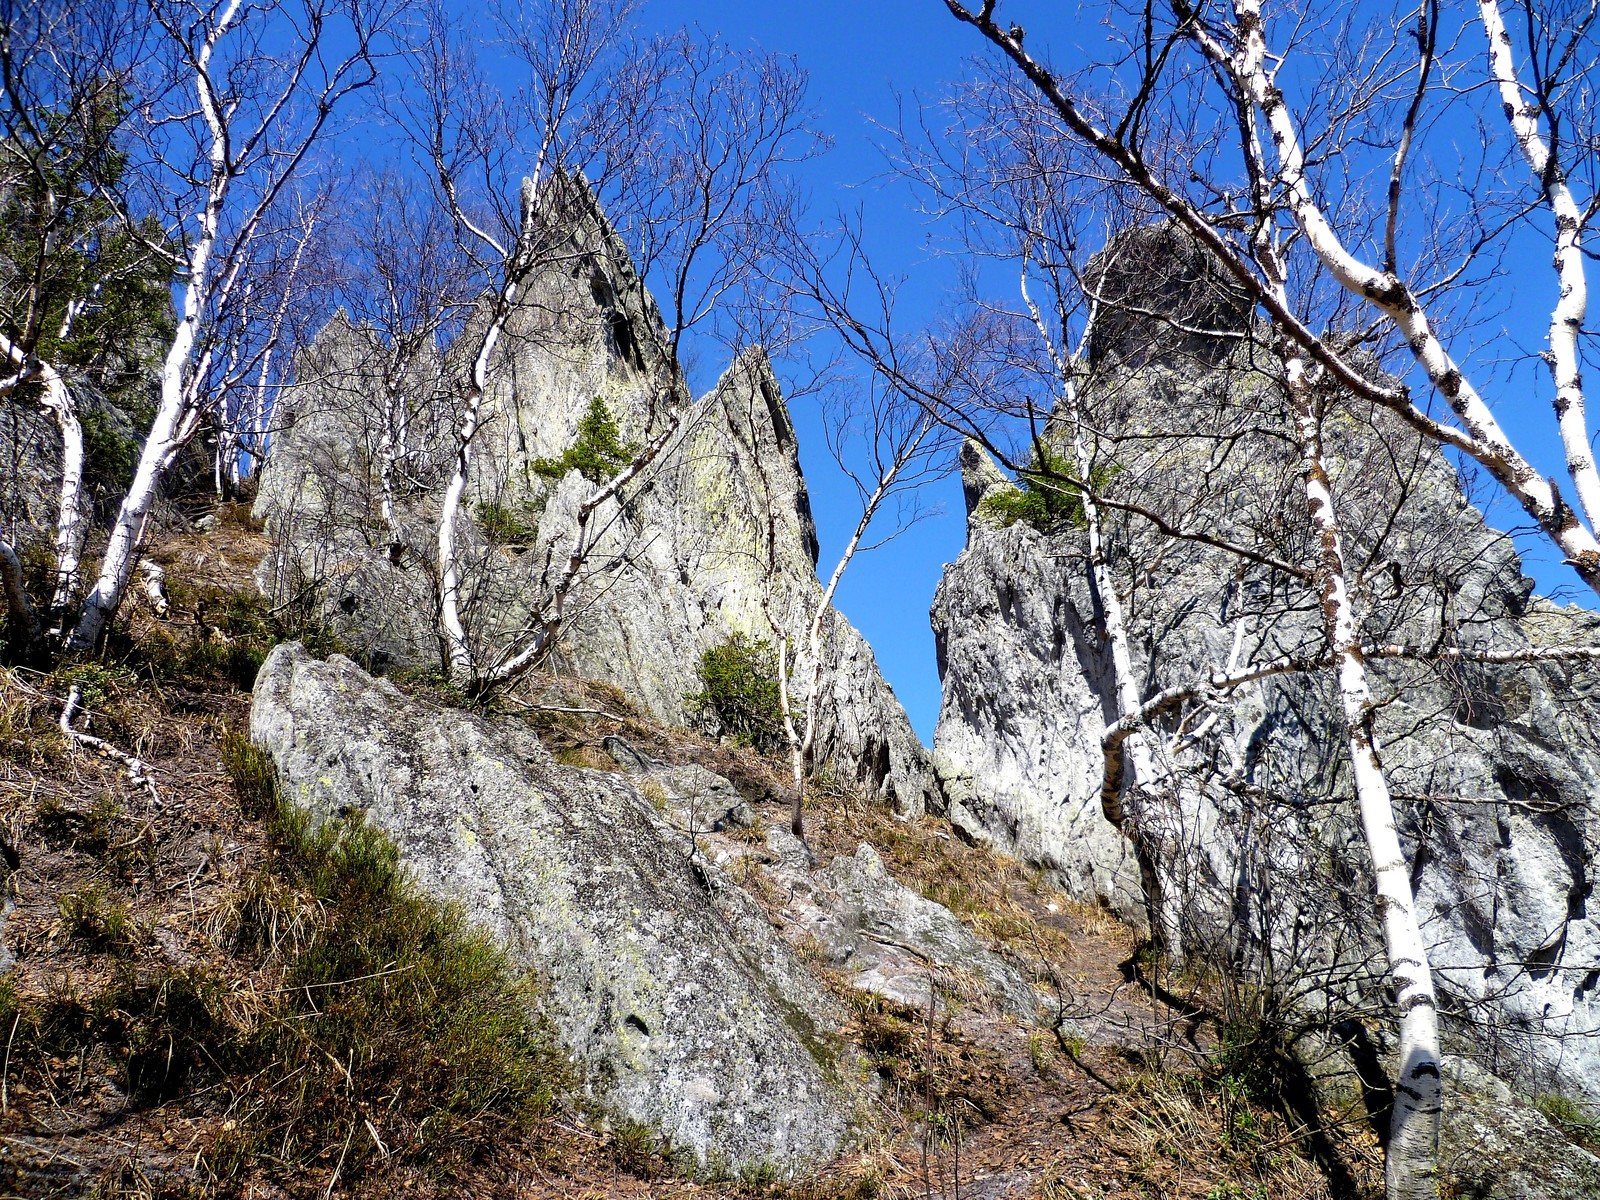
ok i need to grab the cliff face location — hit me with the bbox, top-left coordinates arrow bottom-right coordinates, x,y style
254,176 -> 937,814
930,230 -> 1600,1108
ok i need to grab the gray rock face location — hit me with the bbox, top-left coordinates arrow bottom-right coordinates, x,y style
250,643 -> 856,1175
931,508 -> 1144,925
255,176 -> 937,816
770,843 -> 1040,1023
1440,1056 -> 1600,1199
931,255 -> 1600,1111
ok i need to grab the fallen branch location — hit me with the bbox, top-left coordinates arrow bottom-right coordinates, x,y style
60,682 -> 161,806
139,559 -> 171,617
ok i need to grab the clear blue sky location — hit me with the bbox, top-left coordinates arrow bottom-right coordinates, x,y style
641,0 -> 984,742
634,0 -> 1593,742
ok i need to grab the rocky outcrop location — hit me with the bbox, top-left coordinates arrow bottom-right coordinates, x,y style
931,228 -> 1600,1111
255,175 -> 937,815
250,643 -> 857,1175
769,843 -> 1041,1023
1440,1056 -> 1600,1199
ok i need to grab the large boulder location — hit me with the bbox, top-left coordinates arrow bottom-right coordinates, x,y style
250,643 -> 858,1175
769,842 -> 1042,1024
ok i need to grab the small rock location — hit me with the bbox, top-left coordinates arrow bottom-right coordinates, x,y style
602,735 -> 653,774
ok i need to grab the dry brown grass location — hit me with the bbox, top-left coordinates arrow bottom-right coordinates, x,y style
0,517 -> 1384,1200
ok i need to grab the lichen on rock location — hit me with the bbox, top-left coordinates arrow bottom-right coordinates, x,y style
250,642 -> 859,1176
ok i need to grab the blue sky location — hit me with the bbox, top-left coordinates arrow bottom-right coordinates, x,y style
642,0 -> 983,741
632,0 -> 1595,742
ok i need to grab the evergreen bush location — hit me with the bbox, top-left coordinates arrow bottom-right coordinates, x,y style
979,444 -> 1120,532
531,395 -> 637,484
686,633 -> 786,752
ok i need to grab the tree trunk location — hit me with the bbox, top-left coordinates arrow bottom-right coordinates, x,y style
0,539 -> 36,646
1288,361 -> 1441,1200
39,364 -> 86,620
1077,423 -> 1184,964
67,329 -> 199,651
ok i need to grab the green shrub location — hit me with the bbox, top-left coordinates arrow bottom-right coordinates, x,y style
1536,1092 -> 1600,1143
215,738 -> 569,1181
477,498 -> 544,544
531,395 -> 637,484
686,633 -> 786,752
80,406 -> 141,496
978,443 -> 1120,532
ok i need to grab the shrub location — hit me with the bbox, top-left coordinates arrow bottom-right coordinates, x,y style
978,443 -> 1120,532
531,395 -> 637,484
216,739 -> 569,1181
686,633 -> 786,752
477,498 -> 544,544
80,405 -> 141,496
1536,1092 -> 1600,1145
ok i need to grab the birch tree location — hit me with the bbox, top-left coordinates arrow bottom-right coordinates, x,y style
771,374 -> 947,838
0,0 -> 170,637
939,0 -> 1600,599
910,4 -> 1600,1192
65,0 -> 392,652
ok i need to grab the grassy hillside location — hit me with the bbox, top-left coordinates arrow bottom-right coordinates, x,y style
0,509 -> 1382,1199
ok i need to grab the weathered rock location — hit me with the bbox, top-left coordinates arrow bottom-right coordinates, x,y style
602,734 -> 653,773
931,241 -> 1600,1112
958,438 -> 1012,529
771,844 -> 1040,1023
1084,222 -> 1253,371
931,482 -> 1144,925
255,175 -> 938,816
250,643 -> 857,1175
648,763 -> 753,831
1439,1056 -> 1600,1199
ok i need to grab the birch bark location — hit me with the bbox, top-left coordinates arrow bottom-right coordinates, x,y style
1288,357 -> 1441,1200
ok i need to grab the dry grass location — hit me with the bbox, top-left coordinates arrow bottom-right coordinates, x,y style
0,515 -> 1386,1200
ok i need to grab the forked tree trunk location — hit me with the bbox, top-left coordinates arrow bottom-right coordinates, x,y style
1018,266 -> 1183,961
68,304 -> 207,651
438,306 -> 513,690
67,2 -> 242,653
1288,360 -> 1441,1200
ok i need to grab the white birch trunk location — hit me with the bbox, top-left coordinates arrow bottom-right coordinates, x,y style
376,361 -> 413,564
437,311 -> 511,690
1077,421 -> 1183,961
34,364 -> 85,618
775,633 -> 808,836
1288,359 -> 1441,1200
1018,265 -> 1184,958
1479,0 -> 1600,534
0,338 -> 84,621
67,0 -> 244,652
0,539 -> 35,643
780,417 -> 930,836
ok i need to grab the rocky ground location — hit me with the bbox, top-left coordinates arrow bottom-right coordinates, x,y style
0,512 -> 1408,1196
1,510 -> 1587,1200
